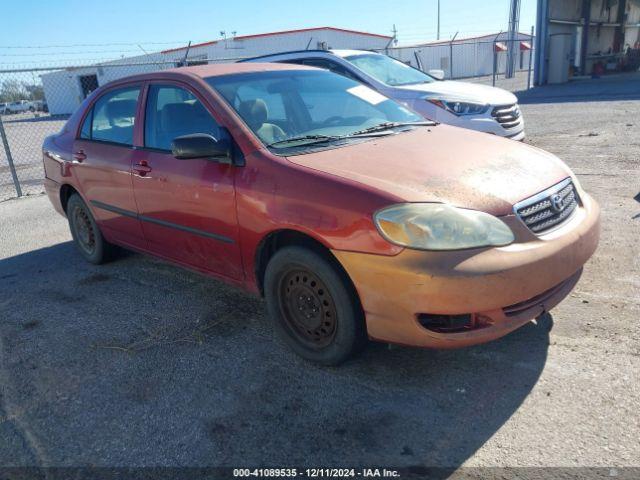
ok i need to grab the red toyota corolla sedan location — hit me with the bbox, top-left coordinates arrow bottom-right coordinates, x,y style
43,63 -> 600,365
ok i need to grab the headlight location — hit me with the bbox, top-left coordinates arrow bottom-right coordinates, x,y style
374,203 -> 514,250
428,99 -> 489,116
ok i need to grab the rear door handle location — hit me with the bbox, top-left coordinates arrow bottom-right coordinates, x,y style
72,151 -> 86,162
133,162 -> 152,176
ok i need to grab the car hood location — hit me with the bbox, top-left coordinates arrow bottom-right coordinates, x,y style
285,126 -> 572,216
396,80 -> 518,106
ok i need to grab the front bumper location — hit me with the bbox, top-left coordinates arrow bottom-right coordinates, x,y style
332,193 -> 600,349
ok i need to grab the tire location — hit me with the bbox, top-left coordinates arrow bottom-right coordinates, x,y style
67,194 -> 112,264
264,246 -> 367,365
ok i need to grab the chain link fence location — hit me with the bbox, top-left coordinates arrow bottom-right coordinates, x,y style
0,39 -> 534,202
0,60 -> 204,201
385,37 -> 535,91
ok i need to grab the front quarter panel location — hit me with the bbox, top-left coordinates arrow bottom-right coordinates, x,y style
235,150 -> 404,290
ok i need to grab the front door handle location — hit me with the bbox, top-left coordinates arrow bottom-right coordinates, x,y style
72,150 -> 86,162
133,161 -> 152,176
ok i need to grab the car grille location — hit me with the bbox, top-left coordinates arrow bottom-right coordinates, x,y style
491,104 -> 522,130
514,178 -> 580,234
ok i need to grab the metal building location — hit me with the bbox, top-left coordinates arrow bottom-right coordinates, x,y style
41,27 -> 392,115
535,0 -> 640,84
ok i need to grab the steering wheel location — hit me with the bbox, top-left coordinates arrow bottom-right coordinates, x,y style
322,116 -> 343,126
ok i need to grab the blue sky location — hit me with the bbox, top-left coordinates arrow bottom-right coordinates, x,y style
0,0 -> 537,66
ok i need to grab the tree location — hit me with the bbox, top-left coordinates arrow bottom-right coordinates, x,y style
0,79 -> 44,102
25,84 -> 44,101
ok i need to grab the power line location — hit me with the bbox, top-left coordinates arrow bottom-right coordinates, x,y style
0,49 -> 150,57
0,40 -> 203,49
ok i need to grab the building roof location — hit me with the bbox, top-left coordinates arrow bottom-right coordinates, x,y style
161,27 -> 392,54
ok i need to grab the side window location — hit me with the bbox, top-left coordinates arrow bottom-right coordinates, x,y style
145,85 -> 221,151
302,59 -> 359,81
80,110 -> 92,139
89,87 -> 140,145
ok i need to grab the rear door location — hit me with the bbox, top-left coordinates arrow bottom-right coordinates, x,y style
72,85 -> 146,248
131,82 -> 242,280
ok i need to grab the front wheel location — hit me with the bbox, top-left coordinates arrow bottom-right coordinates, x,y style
67,194 -> 112,264
264,246 -> 367,365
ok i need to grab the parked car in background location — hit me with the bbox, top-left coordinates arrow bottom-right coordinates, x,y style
33,100 -> 49,112
0,103 -> 7,115
3,100 -> 36,114
43,63 -> 598,365
241,49 -> 526,140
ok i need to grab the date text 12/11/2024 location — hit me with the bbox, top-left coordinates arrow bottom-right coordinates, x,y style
233,468 -> 401,478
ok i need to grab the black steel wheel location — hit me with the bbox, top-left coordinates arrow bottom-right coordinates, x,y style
67,194 -> 112,264
279,268 -> 338,349
264,246 -> 366,365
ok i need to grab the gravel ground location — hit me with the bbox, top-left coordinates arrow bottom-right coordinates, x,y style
0,75 -> 638,473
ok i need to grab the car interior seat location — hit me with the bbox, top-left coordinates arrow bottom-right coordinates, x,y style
157,102 -> 220,150
238,99 -> 286,144
105,99 -> 137,145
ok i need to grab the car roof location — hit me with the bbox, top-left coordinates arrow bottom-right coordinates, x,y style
330,49 -> 377,58
165,62 -> 318,78
106,62 -> 320,87
239,49 -> 378,62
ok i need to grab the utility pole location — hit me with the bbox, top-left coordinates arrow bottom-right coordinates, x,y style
437,0 -> 441,40
506,0 -> 521,78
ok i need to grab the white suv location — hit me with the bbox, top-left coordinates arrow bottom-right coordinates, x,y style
241,49 -> 525,140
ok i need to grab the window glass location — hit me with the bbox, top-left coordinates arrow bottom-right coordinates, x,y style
233,84 -> 286,121
344,54 -> 435,86
80,110 -> 92,139
302,59 -> 357,80
145,85 -> 221,151
91,87 -> 140,145
207,70 -> 422,149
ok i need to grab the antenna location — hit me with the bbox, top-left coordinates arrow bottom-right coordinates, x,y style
180,41 -> 192,67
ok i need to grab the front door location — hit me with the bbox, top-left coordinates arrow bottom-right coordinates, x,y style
131,83 -> 242,280
72,85 -> 146,248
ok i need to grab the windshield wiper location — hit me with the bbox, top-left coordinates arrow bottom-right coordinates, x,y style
266,134 -> 343,148
348,121 -> 436,136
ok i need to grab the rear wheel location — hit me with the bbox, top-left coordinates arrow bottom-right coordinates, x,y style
264,246 -> 366,365
67,194 -> 112,264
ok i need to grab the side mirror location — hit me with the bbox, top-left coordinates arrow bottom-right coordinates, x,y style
428,69 -> 446,81
171,132 -> 232,164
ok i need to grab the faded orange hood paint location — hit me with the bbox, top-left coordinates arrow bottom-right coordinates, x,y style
286,125 -> 572,216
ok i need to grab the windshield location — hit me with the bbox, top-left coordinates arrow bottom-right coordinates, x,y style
344,54 -> 435,86
206,70 -> 423,150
